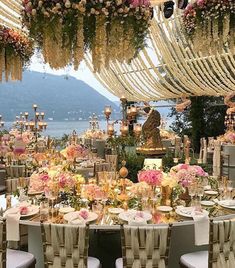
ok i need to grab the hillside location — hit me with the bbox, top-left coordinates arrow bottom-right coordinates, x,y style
0,71 -> 119,121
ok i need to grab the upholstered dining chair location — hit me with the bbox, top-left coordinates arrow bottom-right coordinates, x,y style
41,223 -> 101,268
116,224 -> 172,268
105,155 -> 118,172
6,165 -> 26,179
0,220 -> 36,268
180,219 -> 235,268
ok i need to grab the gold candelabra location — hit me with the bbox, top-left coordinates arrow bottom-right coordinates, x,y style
15,104 -> 47,149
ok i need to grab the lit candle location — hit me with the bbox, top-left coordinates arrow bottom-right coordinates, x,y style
33,104 -> 37,110
120,123 -> 129,136
107,123 -> 114,136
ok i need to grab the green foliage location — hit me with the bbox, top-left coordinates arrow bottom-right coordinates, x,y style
124,152 -> 145,183
162,150 -> 175,172
169,96 -> 226,153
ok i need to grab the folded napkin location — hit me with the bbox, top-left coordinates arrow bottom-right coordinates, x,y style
192,209 -> 209,246
66,211 -> 86,226
6,208 -> 21,241
128,216 -> 147,226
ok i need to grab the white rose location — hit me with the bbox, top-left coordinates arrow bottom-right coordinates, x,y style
65,1 -> 71,8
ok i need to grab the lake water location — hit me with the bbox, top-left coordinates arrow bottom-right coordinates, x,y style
4,118 -> 173,138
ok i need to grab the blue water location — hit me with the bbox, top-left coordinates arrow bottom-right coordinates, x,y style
4,117 -> 173,138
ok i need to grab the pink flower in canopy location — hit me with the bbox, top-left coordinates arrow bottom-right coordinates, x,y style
128,0 -> 150,7
197,0 -> 206,8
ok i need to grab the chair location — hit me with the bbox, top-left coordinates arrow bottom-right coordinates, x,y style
6,165 -> 26,179
0,220 -> 36,268
41,223 -> 100,268
116,224 -> 172,268
105,155 -> 118,172
180,219 -> 235,268
0,170 -> 7,193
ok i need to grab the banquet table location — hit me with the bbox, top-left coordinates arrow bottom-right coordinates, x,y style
1,195 -> 235,268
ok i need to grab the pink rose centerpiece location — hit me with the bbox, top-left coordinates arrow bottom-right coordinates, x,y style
170,164 -> 208,187
81,184 -> 104,201
138,169 -> 163,187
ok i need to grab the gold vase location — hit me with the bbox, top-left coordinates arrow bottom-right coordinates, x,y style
161,186 -> 172,206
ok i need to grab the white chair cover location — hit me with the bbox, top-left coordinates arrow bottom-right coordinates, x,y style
210,220 -> 235,268
202,138 -> 207,164
121,225 -> 171,268
41,223 -> 89,268
213,140 -> 221,177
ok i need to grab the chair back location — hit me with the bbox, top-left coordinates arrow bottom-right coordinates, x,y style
41,223 -> 89,268
120,224 -> 172,268
94,163 -> 111,177
105,155 -> 118,171
6,165 -> 26,179
0,221 -> 6,268
209,219 -> 235,268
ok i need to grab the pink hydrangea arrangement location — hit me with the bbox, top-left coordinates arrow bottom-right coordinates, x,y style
138,170 -> 163,187
170,164 -> 208,187
129,181 -> 151,197
29,166 -> 77,193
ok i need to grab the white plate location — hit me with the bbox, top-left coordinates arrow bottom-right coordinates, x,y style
59,207 -> 75,214
64,211 -> 98,223
4,205 -> 39,218
108,208 -> 124,214
157,206 -> 173,212
119,210 -> 152,222
204,190 -> 218,195
218,200 -> 235,210
175,207 -> 208,218
200,200 -> 214,207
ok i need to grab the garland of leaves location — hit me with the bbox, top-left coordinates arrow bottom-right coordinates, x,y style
22,0 -> 153,72
0,25 -> 33,82
182,0 -> 235,54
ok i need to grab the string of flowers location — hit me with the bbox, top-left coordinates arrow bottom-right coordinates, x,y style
0,25 -> 33,82
182,0 -> 235,54
22,0 -> 153,72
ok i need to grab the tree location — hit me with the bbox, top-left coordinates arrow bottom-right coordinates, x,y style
169,96 -> 226,153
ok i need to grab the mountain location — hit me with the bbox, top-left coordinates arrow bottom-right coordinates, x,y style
0,71 -> 119,121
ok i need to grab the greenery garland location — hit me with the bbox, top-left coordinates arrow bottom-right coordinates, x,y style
0,25 -> 33,82
182,0 -> 235,54
22,0 -> 153,71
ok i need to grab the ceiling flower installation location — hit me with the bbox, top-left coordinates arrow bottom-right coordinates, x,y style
0,25 -> 33,82
22,0 -> 153,72
182,0 -> 235,54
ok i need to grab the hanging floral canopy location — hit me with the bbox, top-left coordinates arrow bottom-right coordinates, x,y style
85,7 -> 235,101
182,0 -> 235,54
0,25 -> 33,82
22,0 -> 153,72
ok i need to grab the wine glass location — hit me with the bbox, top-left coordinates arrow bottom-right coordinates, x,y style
226,180 -> 233,200
188,185 -> 196,205
197,186 -> 204,202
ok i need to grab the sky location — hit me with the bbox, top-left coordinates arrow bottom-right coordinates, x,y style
29,53 -> 119,102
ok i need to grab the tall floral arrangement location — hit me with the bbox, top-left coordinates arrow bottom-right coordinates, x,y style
22,0 -> 153,72
182,0 -> 235,54
0,25 -> 33,82
60,144 -> 88,161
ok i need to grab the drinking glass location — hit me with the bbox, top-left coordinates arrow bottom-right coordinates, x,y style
188,185 -> 196,205
197,186 -> 204,202
40,201 -> 49,222
226,180 -> 233,200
